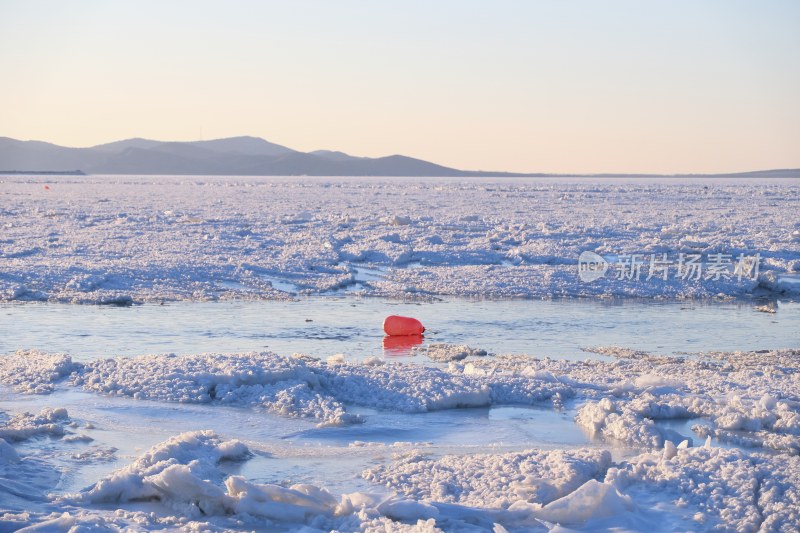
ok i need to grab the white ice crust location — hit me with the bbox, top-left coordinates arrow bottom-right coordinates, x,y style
2,176 -> 798,302
2,346 -> 799,530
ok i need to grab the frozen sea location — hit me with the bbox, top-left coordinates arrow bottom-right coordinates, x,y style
1,175 -> 799,532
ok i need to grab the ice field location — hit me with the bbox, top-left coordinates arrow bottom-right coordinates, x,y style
2,175 -> 798,303
1,175 -> 799,531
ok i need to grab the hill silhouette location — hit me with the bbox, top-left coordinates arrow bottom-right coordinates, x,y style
1,136 -> 798,177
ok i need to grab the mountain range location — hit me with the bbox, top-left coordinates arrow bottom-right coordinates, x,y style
0,136 -> 531,177
1,136 -> 798,178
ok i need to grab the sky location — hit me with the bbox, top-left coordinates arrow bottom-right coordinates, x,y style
1,1 -> 798,174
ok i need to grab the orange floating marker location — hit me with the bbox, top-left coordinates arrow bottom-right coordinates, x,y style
383,315 -> 425,336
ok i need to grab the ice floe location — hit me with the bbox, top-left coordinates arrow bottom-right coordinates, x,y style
412,343 -> 490,362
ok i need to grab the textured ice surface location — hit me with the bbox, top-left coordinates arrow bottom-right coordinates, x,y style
3,348 -> 799,446
412,343 -> 490,362
5,429 -> 798,531
607,444 -> 800,531
2,175 -> 798,531
68,430 -> 249,509
0,407 -> 70,443
32,430 -> 510,531
2,344 -> 800,530
0,350 -> 77,394
2,176 -> 798,302
0,349 -> 574,427
364,448 -> 612,508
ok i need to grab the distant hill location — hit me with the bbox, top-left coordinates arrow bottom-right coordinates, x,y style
0,136 -> 798,177
0,136 -> 522,177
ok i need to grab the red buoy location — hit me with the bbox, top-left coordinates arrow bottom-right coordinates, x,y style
383,315 -> 425,336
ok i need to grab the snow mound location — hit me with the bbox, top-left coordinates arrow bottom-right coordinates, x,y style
0,407 -> 70,443
317,362 -> 492,412
364,448 -> 612,509
534,479 -> 634,526
0,350 -> 80,394
69,430 -> 249,514
73,351 -> 308,403
576,398 -> 691,449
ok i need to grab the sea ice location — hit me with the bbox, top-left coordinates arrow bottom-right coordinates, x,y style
2,176 -> 797,302
1,345 -> 800,530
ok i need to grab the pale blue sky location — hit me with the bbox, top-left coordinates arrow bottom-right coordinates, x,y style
1,1 -> 798,173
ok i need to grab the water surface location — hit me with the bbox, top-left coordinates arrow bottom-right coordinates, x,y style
2,297 -> 796,361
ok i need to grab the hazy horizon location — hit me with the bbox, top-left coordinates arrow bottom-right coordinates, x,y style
1,1 -> 798,174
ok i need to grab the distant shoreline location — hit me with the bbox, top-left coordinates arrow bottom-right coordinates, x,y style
1,170 -> 798,179
0,170 -> 85,175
